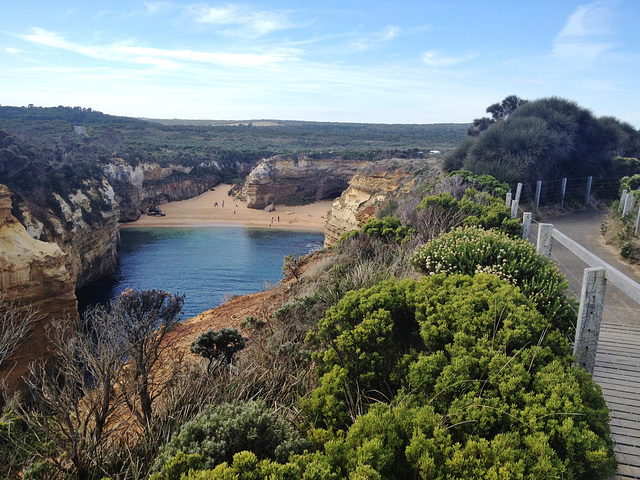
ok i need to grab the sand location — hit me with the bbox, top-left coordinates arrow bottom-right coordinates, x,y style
121,184 -> 334,232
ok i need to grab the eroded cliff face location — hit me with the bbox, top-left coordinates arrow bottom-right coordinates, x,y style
103,159 -> 233,221
0,185 -> 78,393
240,155 -> 365,209
323,163 -> 418,247
15,179 -> 121,290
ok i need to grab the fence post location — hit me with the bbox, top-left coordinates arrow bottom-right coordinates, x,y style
522,212 -> 532,240
619,189 -> 628,211
573,267 -> 607,374
560,178 -> 567,208
623,193 -> 634,216
505,192 -> 512,208
536,223 -> 554,257
585,176 -> 592,207
636,201 -> 640,235
515,183 -> 522,204
535,181 -> 542,210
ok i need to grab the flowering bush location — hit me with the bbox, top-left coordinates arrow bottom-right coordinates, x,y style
411,226 -> 576,333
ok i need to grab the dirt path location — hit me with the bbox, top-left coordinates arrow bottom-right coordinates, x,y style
533,209 -> 640,326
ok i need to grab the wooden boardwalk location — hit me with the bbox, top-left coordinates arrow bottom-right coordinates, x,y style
530,212 -> 640,479
593,322 -> 640,479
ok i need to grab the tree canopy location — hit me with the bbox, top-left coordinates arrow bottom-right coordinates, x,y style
450,96 -> 640,187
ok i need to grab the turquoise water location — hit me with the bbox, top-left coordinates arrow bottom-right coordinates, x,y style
80,227 -> 324,318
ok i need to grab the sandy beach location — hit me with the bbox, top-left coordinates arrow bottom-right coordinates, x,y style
121,184 -> 333,232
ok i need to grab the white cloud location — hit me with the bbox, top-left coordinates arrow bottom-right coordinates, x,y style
381,25 -> 401,41
21,28 -> 102,58
115,45 -> 300,68
144,2 -> 175,14
185,4 -> 296,37
348,25 -> 401,51
558,2 -> 612,38
552,1 -> 616,67
18,28 -> 300,69
4,47 -> 21,54
421,50 -> 473,67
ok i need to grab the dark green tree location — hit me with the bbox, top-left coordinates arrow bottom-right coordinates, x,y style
467,95 -> 528,136
190,327 -> 246,372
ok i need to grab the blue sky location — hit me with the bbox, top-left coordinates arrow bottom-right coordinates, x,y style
1,0 -> 639,126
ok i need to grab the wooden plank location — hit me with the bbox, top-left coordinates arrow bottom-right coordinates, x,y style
610,419 -> 640,436
615,463 -> 640,479
613,447 -> 640,467
595,357 -> 640,369
593,369 -> 640,383
600,391 -> 640,408
598,341 -> 640,355
595,380 -> 640,397
598,344 -> 640,357
608,409 -> 640,423
610,425 -> 640,441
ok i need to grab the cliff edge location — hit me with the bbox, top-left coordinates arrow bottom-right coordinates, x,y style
0,185 -> 78,393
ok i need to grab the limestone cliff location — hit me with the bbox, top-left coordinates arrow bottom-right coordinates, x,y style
239,155 -> 365,209
0,185 -> 78,393
103,159 -> 236,222
324,160 -> 430,247
15,179 -> 121,290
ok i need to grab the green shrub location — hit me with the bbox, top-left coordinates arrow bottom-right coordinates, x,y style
339,217 -> 412,245
301,273 -> 614,479
411,226 -> 576,333
620,173 -> 640,193
151,401 -> 308,478
447,169 -> 511,197
414,188 -> 520,240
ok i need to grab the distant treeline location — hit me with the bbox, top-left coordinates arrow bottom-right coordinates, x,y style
0,105 -> 467,163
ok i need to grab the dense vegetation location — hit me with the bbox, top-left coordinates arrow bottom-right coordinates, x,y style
601,167 -> 640,263
0,168 -> 617,479
445,96 -> 640,193
0,105 -> 466,168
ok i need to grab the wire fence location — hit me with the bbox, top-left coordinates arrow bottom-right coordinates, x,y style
524,215 -> 640,479
508,176 -> 622,211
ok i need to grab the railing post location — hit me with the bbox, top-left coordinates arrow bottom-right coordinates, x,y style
535,180 -> 542,210
619,189 -> 628,211
573,267 -> 607,374
536,223 -> 554,257
560,178 -> 567,209
522,212 -> 532,240
585,176 -> 592,207
510,183 -> 523,218
511,199 -> 519,218
514,183 -> 522,204
623,193 -> 633,216
622,193 -> 633,217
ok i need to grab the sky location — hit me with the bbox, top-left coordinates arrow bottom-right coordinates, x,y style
1,0 -> 639,126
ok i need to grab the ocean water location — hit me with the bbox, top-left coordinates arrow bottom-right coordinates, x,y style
79,226 -> 324,319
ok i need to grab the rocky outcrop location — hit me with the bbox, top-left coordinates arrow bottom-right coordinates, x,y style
240,155 -> 365,209
0,185 -> 78,393
323,162 -> 419,247
103,159 -> 232,222
16,180 -> 121,290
